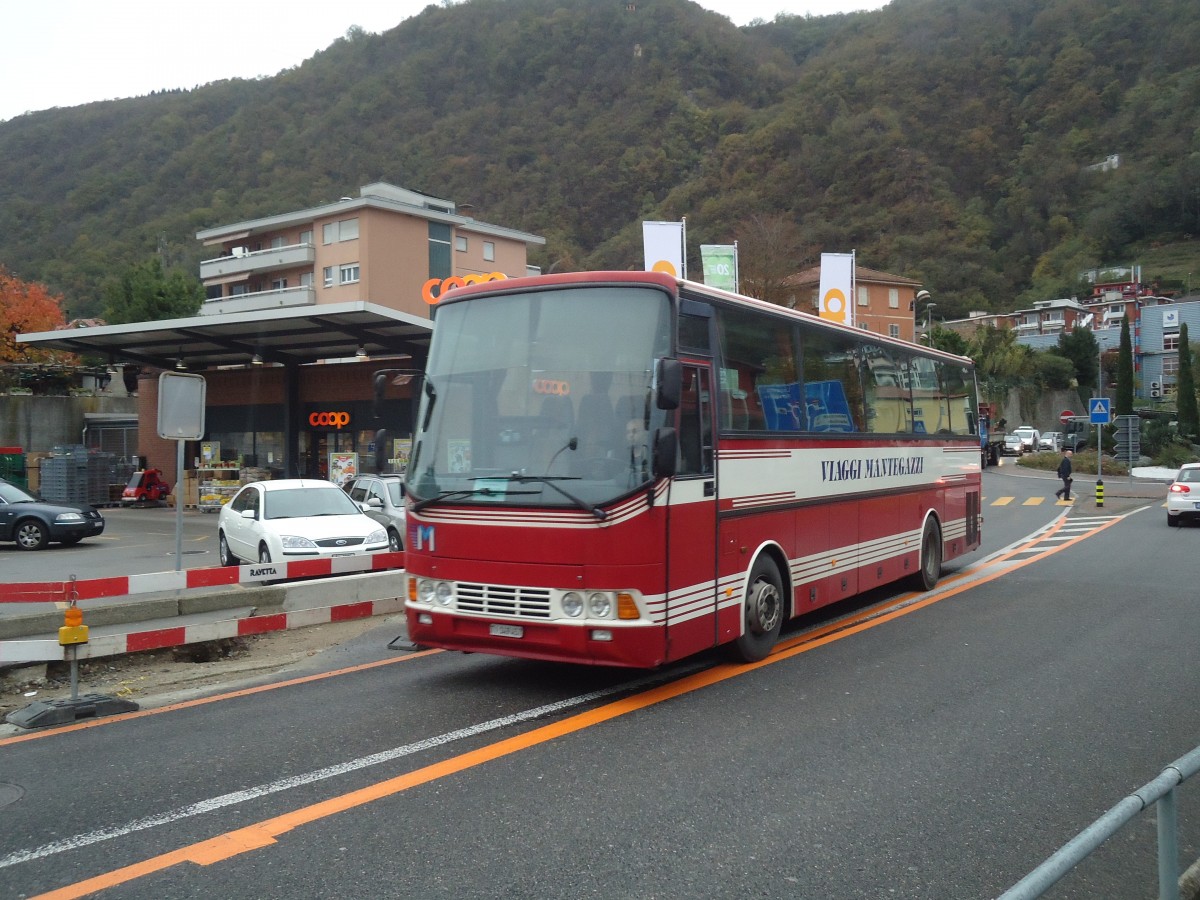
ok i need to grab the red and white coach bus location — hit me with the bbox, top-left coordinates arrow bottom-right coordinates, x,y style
403,271 -> 982,667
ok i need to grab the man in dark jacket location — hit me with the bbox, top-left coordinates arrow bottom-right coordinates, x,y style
1055,449 -> 1073,501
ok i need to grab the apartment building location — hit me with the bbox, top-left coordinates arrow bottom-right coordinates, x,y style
196,182 -> 544,320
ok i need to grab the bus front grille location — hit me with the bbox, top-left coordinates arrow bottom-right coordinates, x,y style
456,583 -> 553,619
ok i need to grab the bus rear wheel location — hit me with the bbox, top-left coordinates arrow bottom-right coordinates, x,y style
910,518 -> 942,592
729,556 -> 785,663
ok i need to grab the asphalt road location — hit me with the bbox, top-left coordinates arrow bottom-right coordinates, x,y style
3,469 -> 1195,898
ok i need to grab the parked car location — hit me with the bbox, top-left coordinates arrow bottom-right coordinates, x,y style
0,476 -> 106,550
1166,462 -> 1200,527
1002,433 -> 1025,456
1039,432 -> 1064,452
217,479 -> 388,570
344,474 -> 406,551
1013,426 -> 1041,453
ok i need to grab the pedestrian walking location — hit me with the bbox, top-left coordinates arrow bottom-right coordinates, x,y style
1054,448 -> 1073,501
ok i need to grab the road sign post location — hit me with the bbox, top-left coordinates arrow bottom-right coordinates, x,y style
1089,397 -> 1111,499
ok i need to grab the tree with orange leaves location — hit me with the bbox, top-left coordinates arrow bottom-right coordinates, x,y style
0,265 -> 72,363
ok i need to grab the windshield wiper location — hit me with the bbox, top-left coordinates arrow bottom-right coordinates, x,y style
506,474 -> 607,520
411,484 -> 538,513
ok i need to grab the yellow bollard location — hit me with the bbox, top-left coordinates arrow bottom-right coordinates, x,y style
1095,477 -> 1104,508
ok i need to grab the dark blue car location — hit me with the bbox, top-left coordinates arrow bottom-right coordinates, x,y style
0,477 -> 106,550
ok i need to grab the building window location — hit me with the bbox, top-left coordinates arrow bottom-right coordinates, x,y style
271,277 -> 287,291
455,235 -> 468,252
429,223 -> 452,279
888,288 -> 899,309
889,324 -> 900,338
1164,334 -> 1179,351
300,230 -> 312,246
338,218 -> 359,241
1163,355 -> 1179,377
483,240 -> 496,262
299,272 -> 313,288
323,266 -> 334,288
270,236 -> 285,250
230,283 -> 250,296
857,286 -> 869,307
339,263 -> 360,285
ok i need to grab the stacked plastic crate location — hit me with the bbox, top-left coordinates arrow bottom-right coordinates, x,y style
39,445 -> 118,505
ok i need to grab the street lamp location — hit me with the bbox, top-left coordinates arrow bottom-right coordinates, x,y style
915,289 -> 931,343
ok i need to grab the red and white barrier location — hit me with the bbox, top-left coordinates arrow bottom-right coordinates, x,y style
2,552 -> 405,603
0,553 -> 408,665
0,595 -> 406,666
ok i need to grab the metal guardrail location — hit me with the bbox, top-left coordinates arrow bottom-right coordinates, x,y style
999,745 -> 1200,900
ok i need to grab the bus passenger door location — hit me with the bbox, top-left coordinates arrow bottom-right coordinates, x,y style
664,364 -> 719,660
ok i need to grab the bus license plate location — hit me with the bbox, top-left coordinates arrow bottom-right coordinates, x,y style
489,623 -> 524,639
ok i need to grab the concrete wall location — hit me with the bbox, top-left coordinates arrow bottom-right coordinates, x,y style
0,394 -> 137,454
984,387 -> 1083,435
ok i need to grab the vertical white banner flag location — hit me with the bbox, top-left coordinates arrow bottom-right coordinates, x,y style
643,221 -> 685,278
818,251 -> 855,327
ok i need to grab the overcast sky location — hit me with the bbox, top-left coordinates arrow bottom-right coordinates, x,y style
0,1 -> 886,122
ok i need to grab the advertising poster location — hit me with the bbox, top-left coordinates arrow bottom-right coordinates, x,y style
391,439 -> 412,473
329,452 -> 358,487
200,441 -> 221,465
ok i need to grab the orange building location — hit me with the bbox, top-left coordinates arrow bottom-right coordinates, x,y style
784,264 -> 923,343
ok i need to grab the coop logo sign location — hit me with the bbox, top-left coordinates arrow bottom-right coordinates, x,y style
309,411 -> 351,429
421,271 -> 507,304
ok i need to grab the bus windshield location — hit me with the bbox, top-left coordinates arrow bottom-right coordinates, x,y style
407,285 -> 673,510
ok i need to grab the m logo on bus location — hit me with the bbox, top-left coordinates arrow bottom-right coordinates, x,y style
416,525 -> 435,552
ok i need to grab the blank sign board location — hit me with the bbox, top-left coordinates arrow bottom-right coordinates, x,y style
157,372 -> 207,440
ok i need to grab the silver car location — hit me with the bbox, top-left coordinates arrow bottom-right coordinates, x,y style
345,474 -> 407,551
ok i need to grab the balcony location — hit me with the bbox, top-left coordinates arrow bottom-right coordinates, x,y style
200,286 -> 315,317
199,243 -> 315,281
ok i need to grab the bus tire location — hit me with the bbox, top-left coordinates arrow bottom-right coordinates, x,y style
729,556 -> 785,663
910,518 -> 942,592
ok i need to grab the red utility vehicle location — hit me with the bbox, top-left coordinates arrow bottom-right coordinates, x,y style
121,469 -> 171,505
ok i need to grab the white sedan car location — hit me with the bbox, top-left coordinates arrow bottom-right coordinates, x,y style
1166,462 -> 1200,527
217,479 -> 388,569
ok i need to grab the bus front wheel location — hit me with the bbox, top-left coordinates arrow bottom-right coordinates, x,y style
910,518 -> 942,593
729,556 -> 785,663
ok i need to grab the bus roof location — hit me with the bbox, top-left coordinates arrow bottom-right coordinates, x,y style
435,270 -> 974,367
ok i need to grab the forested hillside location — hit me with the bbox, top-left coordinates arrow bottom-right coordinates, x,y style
1,0 -> 1197,320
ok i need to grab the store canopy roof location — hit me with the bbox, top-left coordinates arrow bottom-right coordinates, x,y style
16,302 -> 433,372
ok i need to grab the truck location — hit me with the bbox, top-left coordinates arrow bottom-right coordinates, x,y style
1062,415 -> 1091,451
978,402 -> 1007,467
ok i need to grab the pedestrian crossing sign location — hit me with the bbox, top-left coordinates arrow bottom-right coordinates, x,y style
1089,397 -> 1111,424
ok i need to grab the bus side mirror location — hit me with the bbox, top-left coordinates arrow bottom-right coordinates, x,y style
372,372 -> 390,418
374,428 -> 390,472
656,358 -> 681,410
652,427 -> 677,478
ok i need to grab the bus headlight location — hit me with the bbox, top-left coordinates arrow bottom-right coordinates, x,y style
561,592 -> 584,617
417,579 -> 436,603
435,582 -> 454,607
588,592 -> 612,618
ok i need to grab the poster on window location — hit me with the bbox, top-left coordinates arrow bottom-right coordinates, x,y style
329,452 -> 358,487
200,442 -> 221,466
391,439 -> 412,473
